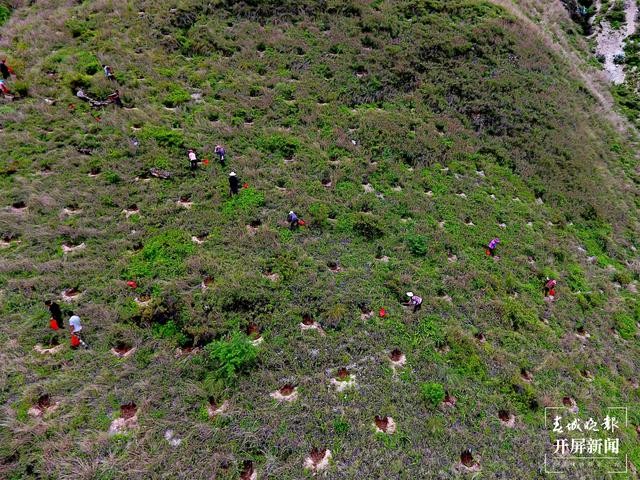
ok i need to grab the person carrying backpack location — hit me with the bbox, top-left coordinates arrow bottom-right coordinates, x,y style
45,300 -> 63,330
68,312 -> 88,349
214,145 -> 225,164
404,292 -> 423,313
229,172 -> 240,196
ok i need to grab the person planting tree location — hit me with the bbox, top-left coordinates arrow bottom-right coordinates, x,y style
404,291 -> 423,313
68,312 -> 88,349
229,171 -> 240,196
45,300 -> 63,330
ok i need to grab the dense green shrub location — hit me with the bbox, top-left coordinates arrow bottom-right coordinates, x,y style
352,213 -> 384,239
125,230 -> 195,279
406,234 -> 428,256
204,332 -> 258,385
140,125 -> 185,149
614,312 -> 636,340
256,133 -> 300,159
0,5 -> 10,26
152,320 -> 189,347
221,187 -> 265,218
162,85 -> 191,107
420,381 -> 445,408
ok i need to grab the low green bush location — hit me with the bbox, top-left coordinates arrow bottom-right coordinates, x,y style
204,332 -> 258,385
420,381 -> 445,408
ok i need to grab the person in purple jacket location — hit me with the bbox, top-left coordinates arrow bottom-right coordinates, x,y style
487,237 -> 500,257
404,291 -> 423,313
214,145 -> 226,164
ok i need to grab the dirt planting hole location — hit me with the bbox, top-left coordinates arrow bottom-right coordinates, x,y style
12,201 -> 26,209
310,448 -> 328,465
64,288 -> 80,297
120,402 -> 137,420
375,416 -> 389,431
461,449 -> 475,468
327,261 -> 340,272
474,332 -> 486,342
246,322 -> 261,339
337,367 -> 350,380
390,349 -> 402,362
37,394 -> 52,410
520,368 -> 533,382
280,384 -> 295,396
113,342 -> 132,355
240,461 -> 255,480
302,314 -> 314,326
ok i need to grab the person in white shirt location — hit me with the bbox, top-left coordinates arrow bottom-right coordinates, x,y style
188,149 -> 199,171
68,312 -> 88,348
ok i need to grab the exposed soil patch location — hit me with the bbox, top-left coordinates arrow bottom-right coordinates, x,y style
175,346 -> 200,357
207,399 -> 230,418
191,233 -> 207,244
360,309 -> 373,320
111,342 -> 136,358
108,402 -> 138,435
457,449 -> 480,472
474,332 -> 486,343
374,415 -> 396,434
62,206 -> 82,215
61,288 -> 83,302
389,348 -> 406,368
270,384 -> 299,402
304,448 -> 332,472
562,396 -> 579,413
121,402 -> 137,420
576,326 -> 590,340
34,337 -> 63,354
442,392 -> 457,408
201,275 -> 214,290
498,409 -> 516,427
134,295 -> 151,307
580,369 -> 594,381
62,242 -> 86,253
240,460 -> 257,480
28,394 -> 59,417
327,261 -> 341,272
263,271 -> 280,282
595,0 -> 638,84
520,368 -> 533,382
122,205 -> 140,218
177,195 -> 193,208
321,178 -> 332,187
331,368 -> 356,391
246,322 -> 264,346
10,200 -> 27,212
300,314 -> 324,334
164,429 -> 182,447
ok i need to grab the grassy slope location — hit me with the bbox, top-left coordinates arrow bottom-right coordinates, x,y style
0,0 -> 639,478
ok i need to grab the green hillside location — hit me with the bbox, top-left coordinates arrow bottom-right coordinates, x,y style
0,0 -> 639,478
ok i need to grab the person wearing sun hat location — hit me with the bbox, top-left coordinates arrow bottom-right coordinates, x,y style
228,171 -> 240,196
287,210 -> 299,230
404,291 -> 423,313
